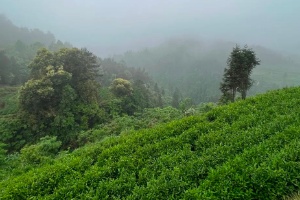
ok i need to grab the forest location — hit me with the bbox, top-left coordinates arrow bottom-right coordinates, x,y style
1,8 -> 300,200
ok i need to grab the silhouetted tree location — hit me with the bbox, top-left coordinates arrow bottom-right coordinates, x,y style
220,45 -> 260,102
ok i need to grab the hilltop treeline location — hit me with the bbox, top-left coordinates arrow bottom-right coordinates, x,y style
0,16 -> 175,153
0,14 -> 55,46
0,15 -> 72,85
115,39 -> 300,103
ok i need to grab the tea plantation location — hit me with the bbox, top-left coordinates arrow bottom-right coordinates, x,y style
1,87 -> 300,199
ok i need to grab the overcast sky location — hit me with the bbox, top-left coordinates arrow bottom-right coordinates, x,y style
1,0 -> 300,56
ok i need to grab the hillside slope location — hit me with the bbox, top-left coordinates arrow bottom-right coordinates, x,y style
1,87 -> 300,199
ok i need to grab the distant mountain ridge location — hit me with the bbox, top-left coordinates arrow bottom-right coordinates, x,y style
0,14 -> 56,47
0,15 -> 73,85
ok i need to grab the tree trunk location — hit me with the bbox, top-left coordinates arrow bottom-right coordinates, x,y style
232,88 -> 236,102
241,90 -> 247,100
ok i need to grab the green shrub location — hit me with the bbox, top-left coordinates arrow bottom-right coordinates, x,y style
0,142 -> 6,166
20,136 -> 61,165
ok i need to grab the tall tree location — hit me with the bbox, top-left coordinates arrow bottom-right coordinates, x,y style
220,45 -> 260,102
0,50 -> 24,85
54,48 -> 100,104
109,78 -> 136,115
153,83 -> 163,107
132,80 -> 150,110
110,78 -> 133,97
172,88 -> 181,108
0,50 -> 10,84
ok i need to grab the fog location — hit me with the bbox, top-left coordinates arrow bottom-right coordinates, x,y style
1,0 -> 300,56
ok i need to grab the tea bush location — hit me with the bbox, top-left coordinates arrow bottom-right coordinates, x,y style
1,87 -> 300,199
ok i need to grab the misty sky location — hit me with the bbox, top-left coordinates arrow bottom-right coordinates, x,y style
1,0 -> 300,56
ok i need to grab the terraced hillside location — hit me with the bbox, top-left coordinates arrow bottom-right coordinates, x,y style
1,87 -> 300,199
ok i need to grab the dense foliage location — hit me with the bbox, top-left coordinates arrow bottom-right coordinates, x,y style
18,48 -> 104,147
1,87 -> 300,199
0,48 -> 169,152
99,58 -> 165,113
0,50 -> 23,85
0,87 -> 24,152
0,16 -> 167,150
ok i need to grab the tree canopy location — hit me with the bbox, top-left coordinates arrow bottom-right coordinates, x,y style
19,48 -> 103,145
220,45 -> 260,102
